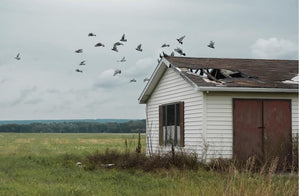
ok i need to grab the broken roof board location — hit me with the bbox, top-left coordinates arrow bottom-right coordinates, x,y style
139,57 -> 298,104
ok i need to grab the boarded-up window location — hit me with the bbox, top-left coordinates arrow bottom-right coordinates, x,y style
159,102 -> 184,147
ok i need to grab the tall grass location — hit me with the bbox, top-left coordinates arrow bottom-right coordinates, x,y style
0,133 -> 298,196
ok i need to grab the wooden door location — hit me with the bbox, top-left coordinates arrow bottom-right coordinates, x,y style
263,100 -> 292,164
233,99 -> 263,160
233,99 -> 292,163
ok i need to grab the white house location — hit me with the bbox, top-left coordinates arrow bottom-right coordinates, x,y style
139,56 -> 298,162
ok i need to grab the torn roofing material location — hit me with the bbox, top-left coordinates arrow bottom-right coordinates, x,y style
165,56 -> 298,89
282,75 -> 299,84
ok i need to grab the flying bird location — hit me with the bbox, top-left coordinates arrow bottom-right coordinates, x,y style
161,43 -> 170,48
88,33 -> 96,36
75,69 -> 83,73
79,61 -> 86,66
143,78 -> 150,82
95,42 -> 105,47
120,34 -> 127,42
75,49 -> 83,53
113,69 -> 121,76
159,51 -> 173,60
112,44 -> 118,52
136,44 -> 143,52
114,42 -> 124,46
112,42 -> 123,52
159,53 -> 163,59
117,57 -> 126,62
15,53 -> 21,60
207,41 -> 215,49
174,47 -> 186,56
130,79 -> 137,83
176,35 -> 185,44
159,52 -> 168,59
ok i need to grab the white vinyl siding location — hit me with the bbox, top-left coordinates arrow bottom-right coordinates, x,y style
204,92 -> 299,160
146,68 -> 203,155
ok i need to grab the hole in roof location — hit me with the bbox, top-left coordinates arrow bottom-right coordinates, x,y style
188,68 -> 245,80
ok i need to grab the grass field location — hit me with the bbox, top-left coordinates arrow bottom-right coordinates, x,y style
0,133 -> 298,196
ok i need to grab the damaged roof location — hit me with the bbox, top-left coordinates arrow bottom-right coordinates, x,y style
166,56 -> 298,89
139,57 -> 298,103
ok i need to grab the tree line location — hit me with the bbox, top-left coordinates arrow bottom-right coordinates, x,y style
0,120 -> 146,133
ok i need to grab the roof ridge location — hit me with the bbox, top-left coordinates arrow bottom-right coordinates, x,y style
165,56 -> 298,62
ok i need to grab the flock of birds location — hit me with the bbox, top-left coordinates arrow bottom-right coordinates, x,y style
73,33 -> 151,82
14,34 -> 215,83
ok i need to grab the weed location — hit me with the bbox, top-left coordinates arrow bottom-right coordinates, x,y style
135,129 -> 141,154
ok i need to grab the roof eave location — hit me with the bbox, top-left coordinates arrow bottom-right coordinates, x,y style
197,86 -> 299,93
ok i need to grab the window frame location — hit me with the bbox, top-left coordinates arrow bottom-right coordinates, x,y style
159,102 -> 184,147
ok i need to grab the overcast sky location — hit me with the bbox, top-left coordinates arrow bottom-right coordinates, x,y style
0,0 -> 298,120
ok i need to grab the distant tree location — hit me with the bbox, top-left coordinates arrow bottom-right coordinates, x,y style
0,120 -> 146,133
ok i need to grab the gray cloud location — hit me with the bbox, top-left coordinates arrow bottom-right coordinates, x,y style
24,98 -> 44,105
123,57 -> 156,78
46,88 -> 62,94
251,37 -> 298,59
93,69 -> 128,89
10,86 -> 38,106
93,58 -> 155,89
0,77 -> 8,85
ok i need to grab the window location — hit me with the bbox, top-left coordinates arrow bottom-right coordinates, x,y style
159,102 -> 184,147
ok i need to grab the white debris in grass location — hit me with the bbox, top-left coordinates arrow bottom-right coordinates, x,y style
101,163 -> 115,168
76,162 -> 82,168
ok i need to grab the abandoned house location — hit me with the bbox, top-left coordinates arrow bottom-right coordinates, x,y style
138,56 -> 298,162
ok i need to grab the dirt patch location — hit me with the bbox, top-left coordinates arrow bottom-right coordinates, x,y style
14,138 -> 35,144
77,139 -> 124,144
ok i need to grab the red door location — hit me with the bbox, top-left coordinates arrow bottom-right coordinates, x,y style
233,99 -> 292,163
263,100 -> 292,164
233,100 -> 263,160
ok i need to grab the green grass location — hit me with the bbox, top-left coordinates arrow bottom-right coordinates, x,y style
0,133 -> 298,196
0,133 -> 142,156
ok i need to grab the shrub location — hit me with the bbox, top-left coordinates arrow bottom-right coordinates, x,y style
84,148 -> 199,172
